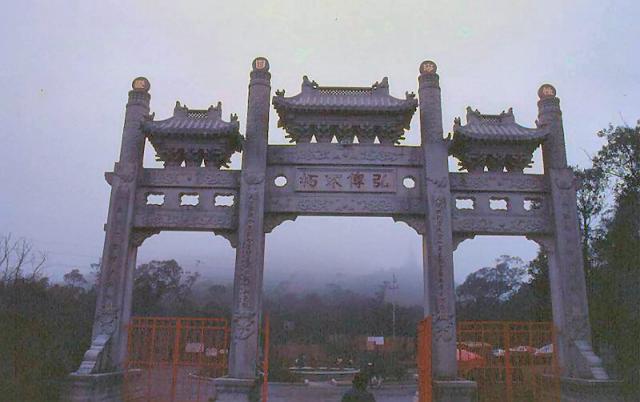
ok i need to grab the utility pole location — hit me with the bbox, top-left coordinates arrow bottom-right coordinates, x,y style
389,274 -> 399,341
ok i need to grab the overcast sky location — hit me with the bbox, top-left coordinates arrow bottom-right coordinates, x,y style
1,1 -> 638,286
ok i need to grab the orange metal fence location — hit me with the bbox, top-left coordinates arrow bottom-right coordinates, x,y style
416,320 -> 559,402
123,317 -> 229,402
457,321 -> 560,402
416,317 -> 432,402
262,314 -> 270,402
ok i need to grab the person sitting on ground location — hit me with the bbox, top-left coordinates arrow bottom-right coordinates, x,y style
341,372 -> 375,402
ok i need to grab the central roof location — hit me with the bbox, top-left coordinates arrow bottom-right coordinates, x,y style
272,76 -> 417,144
273,76 -> 417,113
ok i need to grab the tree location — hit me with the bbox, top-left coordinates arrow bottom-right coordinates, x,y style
456,255 -> 528,320
63,268 -> 88,289
574,166 -> 606,276
1,234 -> 46,283
132,259 -> 199,316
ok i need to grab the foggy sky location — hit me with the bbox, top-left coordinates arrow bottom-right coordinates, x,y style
1,1 -> 638,286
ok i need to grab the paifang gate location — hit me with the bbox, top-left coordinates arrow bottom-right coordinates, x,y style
67,58 -> 619,402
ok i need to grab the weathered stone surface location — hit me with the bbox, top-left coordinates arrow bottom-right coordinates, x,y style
433,380 -> 477,402
73,60 -> 615,402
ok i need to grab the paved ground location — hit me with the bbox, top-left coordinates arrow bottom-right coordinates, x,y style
267,382 -> 418,402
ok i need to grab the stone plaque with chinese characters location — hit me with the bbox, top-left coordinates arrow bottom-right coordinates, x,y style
295,168 -> 397,193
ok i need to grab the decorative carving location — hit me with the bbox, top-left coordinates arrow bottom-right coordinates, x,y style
267,144 -> 424,166
75,334 -> 112,375
433,314 -> 456,342
453,234 -> 476,250
267,194 -> 424,215
452,215 -> 552,235
426,176 -> 448,188
134,209 -> 236,230
140,168 -> 240,188
232,311 -> 257,340
236,191 -> 259,311
449,172 -> 547,193
213,229 -> 238,248
295,168 -> 397,193
244,172 -> 265,185
130,229 -> 161,247
264,213 -> 298,233
392,215 -> 426,235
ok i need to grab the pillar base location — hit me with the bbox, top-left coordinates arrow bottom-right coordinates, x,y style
560,377 -> 624,402
433,379 -> 477,402
63,370 -> 130,402
213,377 -> 259,402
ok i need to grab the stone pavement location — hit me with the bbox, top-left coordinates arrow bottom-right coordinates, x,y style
266,382 -> 417,402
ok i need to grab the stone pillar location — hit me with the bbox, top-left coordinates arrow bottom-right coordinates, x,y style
418,60 -> 475,401
538,85 -> 622,401
66,78 -> 151,401
227,57 -> 271,383
418,60 -> 457,378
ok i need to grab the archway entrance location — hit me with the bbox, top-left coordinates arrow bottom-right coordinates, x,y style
263,216 -> 422,400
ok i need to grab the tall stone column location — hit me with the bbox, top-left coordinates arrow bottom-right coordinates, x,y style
418,61 -> 476,401
66,78 -> 150,401
418,60 -> 457,378
537,84 -> 621,400
228,58 -> 271,380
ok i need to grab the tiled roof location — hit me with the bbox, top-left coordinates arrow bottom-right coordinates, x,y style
453,107 -> 548,142
273,76 -> 417,113
143,101 -> 239,136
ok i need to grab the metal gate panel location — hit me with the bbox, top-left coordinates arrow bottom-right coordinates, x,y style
124,317 -> 229,402
417,317 -> 432,402
457,321 -> 560,402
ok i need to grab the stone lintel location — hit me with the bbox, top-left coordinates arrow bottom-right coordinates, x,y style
266,194 -> 424,216
433,380 -> 477,402
267,143 -> 424,166
140,168 -> 240,188
133,209 -> 236,231
449,172 -> 548,193
452,213 -> 553,236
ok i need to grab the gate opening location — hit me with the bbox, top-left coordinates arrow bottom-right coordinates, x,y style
123,317 -> 229,402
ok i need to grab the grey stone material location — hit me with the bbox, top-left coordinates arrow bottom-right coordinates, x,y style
228,57 -> 271,380
71,59 -> 619,402
143,101 -> 242,168
64,371 -> 129,402
450,107 -> 548,172
267,143 -> 424,166
273,76 -> 417,144
558,377 -> 624,402
418,60 -> 459,379
213,377 -> 256,402
432,380 -> 477,402
537,86 -> 610,382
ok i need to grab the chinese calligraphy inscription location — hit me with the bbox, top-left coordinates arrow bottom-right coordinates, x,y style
295,168 -> 397,193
